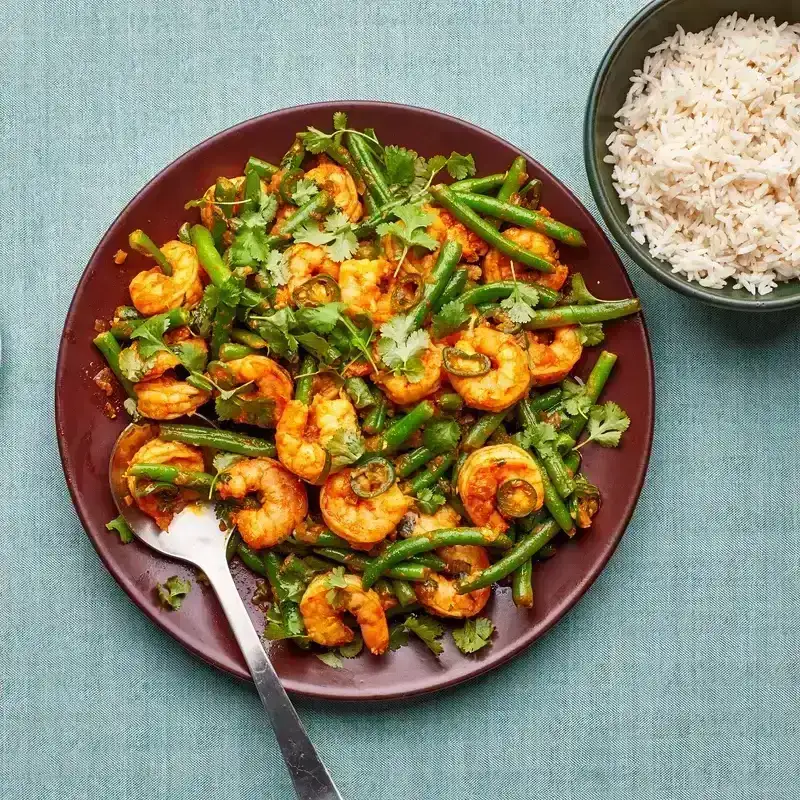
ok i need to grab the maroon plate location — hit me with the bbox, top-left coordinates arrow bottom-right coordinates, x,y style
56,101 -> 654,701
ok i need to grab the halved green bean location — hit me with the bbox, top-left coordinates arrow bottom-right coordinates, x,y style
430,185 -> 555,273
264,552 -> 305,636
456,519 -> 559,594
214,177 -> 238,220
269,191 -> 333,242
346,132 -> 392,205
312,548 -> 430,582
93,332 -> 137,399
219,342 -> 256,361
363,393 -> 388,435
487,156 -> 527,227
295,529 -> 351,549
243,168 -> 261,208
530,453 -> 574,535
435,268 -> 469,313
407,453 -> 456,497
294,354 -> 316,404
455,192 -> 586,247
159,423 -> 276,457
237,541 -> 267,576
231,329 -> 269,350
520,399 -> 574,499
245,156 -> 279,179
565,351 -> 618,440
563,450 -> 581,477
530,388 -> 563,412
376,400 -> 435,454
391,579 -> 418,608
462,411 -> 507,452
450,173 -> 505,194
396,446 -> 436,478
126,464 -> 215,491
128,230 -> 173,275
523,300 -> 640,330
225,530 -> 241,562
452,452 -> 468,487
280,138 -> 305,171
325,140 -> 362,183
362,528 -> 509,588
459,280 -> 560,310
437,392 -> 464,413
406,240 -> 462,331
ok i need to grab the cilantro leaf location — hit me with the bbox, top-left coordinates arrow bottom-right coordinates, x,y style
296,332 -> 340,363
208,452 -> 243,498
172,340 -> 208,374
293,212 -> 358,262
118,345 -> 152,383
388,623 -> 410,651
378,316 -> 431,382
298,126 -> 332,154
384,145 -> 418,188
451,617 -> 495,654
326,227 -> 358,262
324,428 -> 365,469
295,302 -> 345,334
565,273 -> 610,305
261,250 -> 290,287
377,203 -> 438,257
324,566 -> 348,606
416,487 -> 446,515
130,314 -> 170,359
445,152 -> 476,180
561,378 -> 592,418
432,300 -> 470,338
106,515 -> 134,544
291,179 -> 319,206
333,111 -> 347,131
576,402 -> 630,449
578,323 -> 605,346
404,614 -> 445,655
228,193 -> 279,267
315,651 -> 343,669
250,308 -> 298,360
156,575 -> 191,610
525,421 -> 557,450
293,221 -> 332,247
264,604 -> 310,643
338,633 -> 363,659
214,382 -> 276,427
500,282 -> 539,324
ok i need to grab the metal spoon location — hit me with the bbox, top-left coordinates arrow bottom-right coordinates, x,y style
109,424 -> 344,800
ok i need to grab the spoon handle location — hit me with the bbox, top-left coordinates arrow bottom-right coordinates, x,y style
207,562 -> 344,800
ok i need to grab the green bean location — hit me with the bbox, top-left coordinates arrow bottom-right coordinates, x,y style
159,424 -> 276,457
434,268 -> 469,312
452,452 -> 468,487
407,453 -> 456,497
407,553 -> 447,571
324,140 -> 362,182
243,168 -> 261,208
487,156 -> 527,227
450,173 -> 506,193
93,332 -> 137,399
520,399 -> 575,499
362,528 -> 509,588
396,446 -> 436,478
530,452 -> 574,535
280,137 -> 305,171
512,558 -> 534,607
298,529 -> 351,549
537,543 -> 557,560
459,280 -> 560,310
344,377 -> 376,410
128,230 -> 173,275
263,552 -> 305,636
294,354 -> 316,404
219,343 -> 256,361
456,519 -> 559,593
376,400 -> 435,454
530,388 -> 563,412
565,351 -> 618,440
462,412 -> 506,452
245,156 -> 279,179
563,450 -> 581,477
269,191 -> 333,241
406,240 -> 462,331
391,579 -> 418,608
437,392 -> 464,413
126,464 -> 215,491
225,530 -> 241,562
523,300 -> 640,330
231,328 -> 269,350
281,554 -> 316,582
237,541 -> 267,576
430,185 -> 555,273
454,192 -> 586,247
386,602 -> 421,619
312,548 -> 430,582
362,392 -> 388,435
210,298 -> 237,358
214,177 -> 238,220
346,132 -> 392,205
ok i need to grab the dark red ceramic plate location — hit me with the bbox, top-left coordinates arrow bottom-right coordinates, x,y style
56,101 -> 654,701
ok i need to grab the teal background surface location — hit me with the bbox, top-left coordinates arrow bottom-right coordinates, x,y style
2,1 -> 800,798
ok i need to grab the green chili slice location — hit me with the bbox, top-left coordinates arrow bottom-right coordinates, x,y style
291,275 -> 341,307
349,457 -> 395,499
310,450 -> 333,487
390,273 -> 424,313
442,347 -> 491,378
568,477 -> 601,529
496,478 -> 539,519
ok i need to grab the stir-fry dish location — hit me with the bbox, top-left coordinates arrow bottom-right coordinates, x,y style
96,112 -> 641,662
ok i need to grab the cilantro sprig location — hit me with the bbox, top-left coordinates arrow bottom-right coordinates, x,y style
293,210 -> 358,263
156,575 -> 192,611
377,314 -> 431,383
574,402 -> 630,449
451,617 -> 495,654
377,202 -> 438,275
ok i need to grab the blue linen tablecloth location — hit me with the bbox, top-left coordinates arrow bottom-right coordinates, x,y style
2,1 -> 799,797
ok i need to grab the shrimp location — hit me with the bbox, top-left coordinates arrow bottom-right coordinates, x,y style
304,160 -> 363,222
275,393 -> 359,482
482,225 -> 568,291
523,327 -> 583,386
274,243 -> 340,307
128,241 -> 204,316
338,258 -> 394,323
319,468 -> 411,550
457,444 -> 544,534
416,544 -> 491,619
127,438 -> 205,529
448,327 -> 531,412
300,573 -> 389,654
223,355 -> 294,427
374,344 -> 443,406
216,457 -> 308,549
121,328 -> 208,382
135,374 -> 211,420
199,175 -> 272,231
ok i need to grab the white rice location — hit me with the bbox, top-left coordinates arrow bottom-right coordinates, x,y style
605,13 -> 800,294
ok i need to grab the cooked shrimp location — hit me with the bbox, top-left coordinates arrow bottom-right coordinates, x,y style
135,374 -> 210,420
300,573 -> 388,654
223,355 -> 293,427
274,243 -> 340,307
127,439 -> 204,529
199,175 -> 272,230
482,225 -> 568,291
320,468 -> 411,550
374,344 -> 443,405
304,160 -> 362,221
128,241 -> 204,316
275,393 -> 359,482
457,444 -> 544,533
338,258 -> 394,323
448,327 -> 530,412
216,457 -> 307,549
416,544 -> 491,618
523,327 -> 583,386
121,328 -> 208,382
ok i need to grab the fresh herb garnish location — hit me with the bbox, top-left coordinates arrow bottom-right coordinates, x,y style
451,617 -> 495,654
574,402 -> 630,449
156,575 -> 192,610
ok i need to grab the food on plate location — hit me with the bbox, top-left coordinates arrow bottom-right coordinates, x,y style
97,111 -> 640,661
606,14 -> 800,295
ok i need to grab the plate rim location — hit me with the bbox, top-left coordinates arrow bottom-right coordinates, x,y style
55,100 -> 655,701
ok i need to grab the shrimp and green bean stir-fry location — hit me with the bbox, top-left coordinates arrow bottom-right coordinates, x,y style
97,112 -> 640,660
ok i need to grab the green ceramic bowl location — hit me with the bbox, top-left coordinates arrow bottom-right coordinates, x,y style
585,0 -> 800,310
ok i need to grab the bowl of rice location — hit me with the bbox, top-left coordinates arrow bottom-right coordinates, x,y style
585,0 -> 800,309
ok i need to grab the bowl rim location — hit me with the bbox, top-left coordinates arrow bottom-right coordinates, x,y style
584,0 -> 800,311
